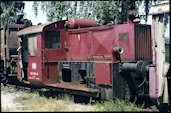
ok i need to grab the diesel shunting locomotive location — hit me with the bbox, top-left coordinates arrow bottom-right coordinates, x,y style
16,10 -> 159,103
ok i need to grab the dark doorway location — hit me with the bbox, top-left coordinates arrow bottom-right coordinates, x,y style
62,69 -> 71,82
78,70 -> 86,84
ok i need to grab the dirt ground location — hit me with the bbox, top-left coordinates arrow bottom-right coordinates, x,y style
1,88 -> 25,111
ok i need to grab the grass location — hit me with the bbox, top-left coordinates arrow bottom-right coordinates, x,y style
1,84 -> 146,112
13,91 -> 145,112
94,98 -> 145,112
13,91 -> 76,111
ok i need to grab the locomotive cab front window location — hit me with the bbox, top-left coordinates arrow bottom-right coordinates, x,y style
45,30 -> 61,49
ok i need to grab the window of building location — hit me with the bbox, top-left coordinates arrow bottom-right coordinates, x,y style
45,30 -> 61,49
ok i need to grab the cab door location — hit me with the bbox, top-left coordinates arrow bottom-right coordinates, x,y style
27,34 -> 42,83
42,28 -> 66,83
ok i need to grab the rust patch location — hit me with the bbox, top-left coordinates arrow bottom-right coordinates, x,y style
46,82 -> 100,93
119,33 -> 129,42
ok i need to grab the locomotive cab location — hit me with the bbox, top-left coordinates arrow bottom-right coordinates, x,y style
17,21 -> 66,85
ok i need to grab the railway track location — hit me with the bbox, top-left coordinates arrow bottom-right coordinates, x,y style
5,84 -> 32,93
2,75 -> 41,94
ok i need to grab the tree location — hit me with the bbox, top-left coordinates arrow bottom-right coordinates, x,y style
76,0 -> 140,25
33,1 -> 73,22
0,1 -> 25,26
142,0 -> 164,23
32,1 -> 162,25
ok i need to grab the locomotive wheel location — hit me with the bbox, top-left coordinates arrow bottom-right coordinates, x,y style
121,71 -> 138,102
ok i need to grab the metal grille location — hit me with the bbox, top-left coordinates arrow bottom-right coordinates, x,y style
135,25 -> 152,61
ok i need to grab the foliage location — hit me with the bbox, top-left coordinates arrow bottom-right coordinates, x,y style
32,1 -> 167,25
32,1 -> 141,25
142,0 -> 165,23
32,1 -> 73,22
0,1 -> 25,26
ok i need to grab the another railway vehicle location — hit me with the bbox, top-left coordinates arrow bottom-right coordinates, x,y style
0,13 -> 32,84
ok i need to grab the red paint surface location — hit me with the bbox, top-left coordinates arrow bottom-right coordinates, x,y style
17,62 -> 21,80
114,24 -> 135,61
91,27 -> 113,55
68,32 -> 91,60
95,62 -> 111,85
68,18 -> 97,29
41,22 -> 66,84
27,34 -> 42,82
42,23 -> 66,61
42,62 -> 58,83
67,24 -> 136,61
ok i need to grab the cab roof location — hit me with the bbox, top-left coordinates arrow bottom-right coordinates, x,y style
16,21 -> 61,36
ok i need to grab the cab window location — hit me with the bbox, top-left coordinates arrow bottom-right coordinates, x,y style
28,34 -> 37,56
45,31 -> 61,49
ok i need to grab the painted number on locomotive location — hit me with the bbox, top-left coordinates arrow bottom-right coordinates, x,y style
30,72 -> 39,76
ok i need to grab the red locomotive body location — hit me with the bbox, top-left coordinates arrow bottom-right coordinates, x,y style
17,15 -> 153,101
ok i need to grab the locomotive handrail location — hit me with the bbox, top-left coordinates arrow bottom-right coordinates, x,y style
89,26 -> 113,32
41,50 -> 45,69
68,30 -> 89,34
41,49 -> 49,79
67,26 -> 113,34
41,49 -> 48,68
89,54 -> 105,60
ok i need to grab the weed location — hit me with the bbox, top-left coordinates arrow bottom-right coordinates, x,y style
57,93 -> 74,102
94,98 -> 145,111
2,85 -> 146,112
13,91 -> 76,111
